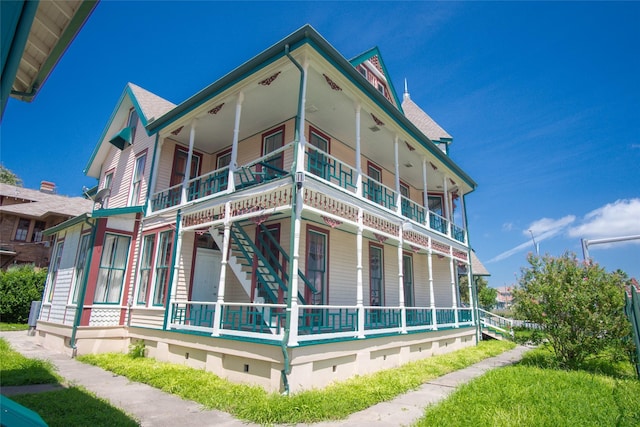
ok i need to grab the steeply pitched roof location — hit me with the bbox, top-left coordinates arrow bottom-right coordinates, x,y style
470,250 -> 490,276
128,83 -> 176,127
349,47 -> 403,111
0,183 -> 93,218
401,89 -> 452,143
83,83 -> 175,177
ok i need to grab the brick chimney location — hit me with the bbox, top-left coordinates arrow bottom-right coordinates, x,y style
40,181 -> 56,194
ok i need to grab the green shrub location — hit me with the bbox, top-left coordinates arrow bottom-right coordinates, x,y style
128,340 -> 146,359
0,265 -> 47,323
513,253 -> 632,368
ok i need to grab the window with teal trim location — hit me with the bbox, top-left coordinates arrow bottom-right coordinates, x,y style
94,233 -> 130,304
71,234 -> 91,304
46,240 -> 64,302
402,254 -> 414,307
130,153 -> 147,206
152,230 -> 173,306
369,244 -> 384,306
307,230 -> 327,305
137,234 -> 155,305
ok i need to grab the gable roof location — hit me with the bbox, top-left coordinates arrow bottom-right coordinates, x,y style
470,250 -> 490,276
84,83 -> 175,177
402,88 -> 452,144
349,47 -> 403,111
0,182 -> 93,218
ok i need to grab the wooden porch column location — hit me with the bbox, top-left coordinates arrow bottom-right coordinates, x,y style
422,158 -> 429,209
228,92 -> 244,193
398,226 -> 407,334
459,192 -> 467,243
442,174 -> 449,218
428,241 -> 437,330
356,208 -> 365,338
394,135 -> 401,214
450,249 -> 459,327
211,202 -> 231,337
466,261 -> 475,324
167,223 -> 184,329
181,119 -> 197,204
355,103 -> 362,197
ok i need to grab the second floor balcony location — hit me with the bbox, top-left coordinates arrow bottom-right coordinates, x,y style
149,141 -> 467,245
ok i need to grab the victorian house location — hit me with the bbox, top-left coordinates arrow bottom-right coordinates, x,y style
37,25 -> 481,393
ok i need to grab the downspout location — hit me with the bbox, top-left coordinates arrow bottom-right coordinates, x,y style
462,193 -> 480,344
69,215 -> 97,357
281,43 -> 305,395
162,209 -> 182,330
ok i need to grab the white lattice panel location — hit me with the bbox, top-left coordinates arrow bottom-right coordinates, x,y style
89,307 -> 122,326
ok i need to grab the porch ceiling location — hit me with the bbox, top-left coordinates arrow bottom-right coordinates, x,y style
162,48 -> 465,193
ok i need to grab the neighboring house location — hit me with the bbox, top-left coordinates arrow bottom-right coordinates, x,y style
38,25 -> 482,393
1,0 -> 98,118
496,286 -> 514,310
0,182 -> 93,269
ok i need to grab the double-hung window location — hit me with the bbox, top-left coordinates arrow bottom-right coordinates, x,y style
308,128 -> 329,179
71,234 -> 91,304
369,244 -> 384,306
31,221 -> 47,242
262,127 -> 284,178
127,108 -> 139,141
152,230 -> 173,306
137,234 -> 155,305
95,234 -> 130,303
130,153 -> 147,206
14,218 -> 30,241
366,163 -> 383,205
306,229 -> 328,305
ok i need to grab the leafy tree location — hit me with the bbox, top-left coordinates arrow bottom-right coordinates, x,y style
0,265 -> 47,323
0,164 -> 22,186
459,276 -> 497,310
513,252 -> 631,368
478,285 -> 498,310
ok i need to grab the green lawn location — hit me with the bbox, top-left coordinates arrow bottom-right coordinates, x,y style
0,337 -> 60,386
0,322 -> 30,331
78,339 -> 515,425
0,338 -> 138,426
11,389 -> 138,427
416,346 -> 640,427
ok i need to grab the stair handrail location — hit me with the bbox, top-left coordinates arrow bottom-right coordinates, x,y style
477,308 -> 514,337
230,224 -> 284,304
258,223 -> 319,295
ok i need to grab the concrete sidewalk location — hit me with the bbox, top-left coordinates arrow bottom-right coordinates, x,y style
1,331 -> 530,426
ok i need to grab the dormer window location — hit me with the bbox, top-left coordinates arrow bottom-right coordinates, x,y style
377,83 -> 385,96
357,65 -> 368,78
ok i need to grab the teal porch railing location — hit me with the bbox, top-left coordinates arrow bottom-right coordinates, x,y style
298,306 -> 358,336
364,307 -> 402,330
170,302 -> 473,342
406,307 -> 433,327
149,144 -> 293,213
171,301 -> 216,328
304,146 -> 357,192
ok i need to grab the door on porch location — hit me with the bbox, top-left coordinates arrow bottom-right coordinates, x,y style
189,233 -> 221,326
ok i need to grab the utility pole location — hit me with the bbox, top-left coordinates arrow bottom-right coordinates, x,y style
581,235 -> 640,261
529,229 -> 539,256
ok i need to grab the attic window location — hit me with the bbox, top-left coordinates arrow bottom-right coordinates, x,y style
108,108 -> 139,150
377,83 -> 385,96
357,65 -> 367,78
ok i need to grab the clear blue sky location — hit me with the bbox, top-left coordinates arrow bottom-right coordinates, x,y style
2,2 -> 639,287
